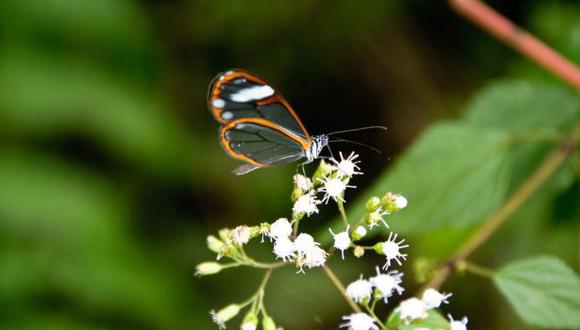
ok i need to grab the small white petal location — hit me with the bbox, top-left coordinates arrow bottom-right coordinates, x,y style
273,237 -> 295,261
448,315 -> 468,330
269,218 -> 292,240
231,225 -> 251,245
330,226 -> 351,259
422,288 -> 452,309
339,313 -> 379,330
346,276 -> 373,303
398,298 -> 428,323
395,195 -> 408,209
292,193 -> 320,217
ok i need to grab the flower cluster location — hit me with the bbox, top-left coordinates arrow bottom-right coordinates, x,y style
268,218 -> 328,272
196,151 -> 468,329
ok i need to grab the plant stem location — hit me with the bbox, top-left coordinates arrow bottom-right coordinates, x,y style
246,259 -> 286,269
363,302 -> 386,329
449,0 -> 580,91
462,261 -> 495,279
422,122 -> 580,291
337,199 -> 349,227
322,265 -> 362,313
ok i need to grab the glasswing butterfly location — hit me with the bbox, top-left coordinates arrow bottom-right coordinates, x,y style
208,69 -> 385,175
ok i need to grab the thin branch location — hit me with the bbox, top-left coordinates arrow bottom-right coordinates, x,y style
450,0 -> 580,92
422,122 -> 580,291
322,265 -> 362,313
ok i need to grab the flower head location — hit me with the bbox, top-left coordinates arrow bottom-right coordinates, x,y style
366,207 -> 389,230
269,218 -> 292,240
292,193 -> 320,217
210,304 -> 241,329
398,297 -> 428,323
448,314 -> 468,330
293,173 -> 313,192
294,233 -> 318,256
369,266 -> 404,302
330,225 -> 351,259
346,276 -> 373,304
377,232 -> 409,269
422,288 -> 452,309
339,313 -> 379,330
332,151 -> 363,177
303,245 -> 327,269
273,237 -> 295,262
318,176 -> 355,204
395,195 -> 408,209
231,225 -> 251,245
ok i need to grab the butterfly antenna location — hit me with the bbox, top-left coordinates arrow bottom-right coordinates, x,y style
326,126 -> 388,136
329,138 -> 383,155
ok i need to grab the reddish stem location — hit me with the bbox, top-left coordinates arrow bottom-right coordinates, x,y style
450,0 -> 580,91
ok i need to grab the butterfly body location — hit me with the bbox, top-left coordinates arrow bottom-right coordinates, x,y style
208,69 -> 327,174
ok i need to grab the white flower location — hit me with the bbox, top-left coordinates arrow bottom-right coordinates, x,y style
369,266 -> 404,302
303,246 -> 327,269
422,288 -> 452,309
318,176 -> 355,204
330,225 -> 351,259
346,276 -> 373,304
367,207 -> 389,230
269,218 -> 292,240
398,297 -> 428,323
210,304 -> 241,329
241,323 -> 256,330
380,232 -> 409,269
332,151 -> 363,177
395,195 -> 408,209
273,237 -> 295,261
448,314 -> 468,330
292,193 -> 320,217
293,173 -> 313,192
294,233 -> 318,256
339,313 -> 379,330
231,225 -> 251,245
354,225 -> 367,239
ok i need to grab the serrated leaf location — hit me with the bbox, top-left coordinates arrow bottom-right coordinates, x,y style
494,255 -> 580,328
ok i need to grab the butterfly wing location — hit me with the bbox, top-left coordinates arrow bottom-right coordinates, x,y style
220,118 -> 310,175
208,70 -> 311,140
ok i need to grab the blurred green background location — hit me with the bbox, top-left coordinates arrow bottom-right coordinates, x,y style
0,0 -> 578,329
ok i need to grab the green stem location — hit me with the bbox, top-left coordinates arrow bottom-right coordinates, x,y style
363,302 -> 386,329
462,261 -> 495,279
337,199 -> 349,227
246,259 -> 286,269
322,265 -> 362,313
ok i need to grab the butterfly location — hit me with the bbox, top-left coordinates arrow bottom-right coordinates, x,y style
208,69 -> 385,175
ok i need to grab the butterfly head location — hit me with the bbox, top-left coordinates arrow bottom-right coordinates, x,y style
307,135 -> 329,162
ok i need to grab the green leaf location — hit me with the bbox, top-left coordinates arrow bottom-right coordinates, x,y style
345,122 -> 512,235
494,255 -> 580,328
465,80 -> 580,133
387,309 -> 450,330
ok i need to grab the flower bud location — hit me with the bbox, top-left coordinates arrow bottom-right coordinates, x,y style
291,187 -> 304,202
207,235 -> 224,254
211,304 -> 241,328
353,245 -> 365,258
365,196 -> 381,212
195,262 -> 223,276
241,311 -> 258,330
262,314 -> 277,330
351,225 -> 367,241
293,173 -> 312,192
219,228 -> 232,242
312,160 -> 334,184
373,242 -> 384,255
